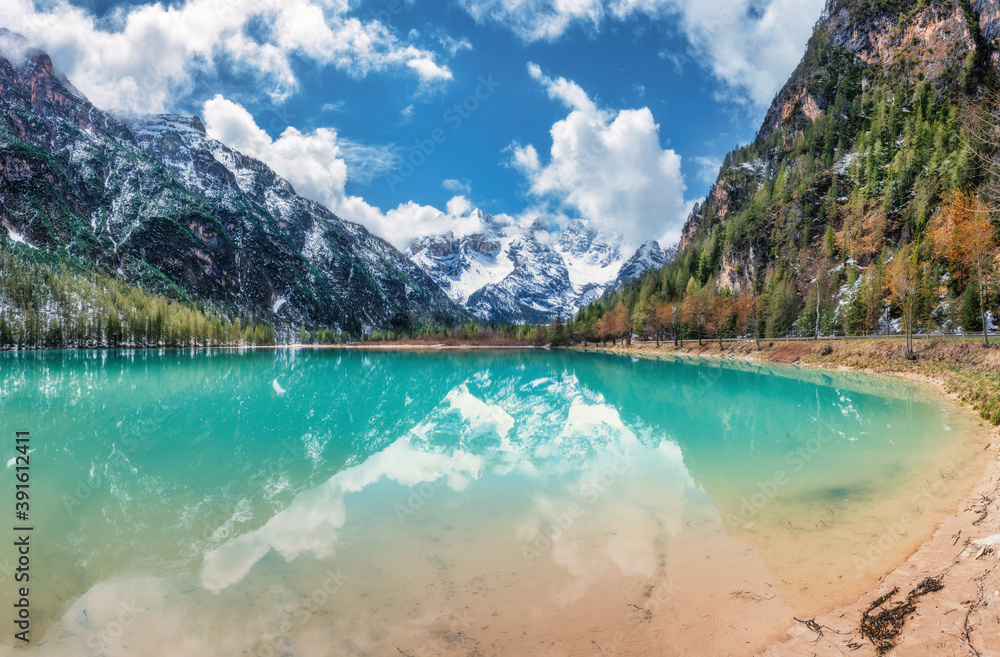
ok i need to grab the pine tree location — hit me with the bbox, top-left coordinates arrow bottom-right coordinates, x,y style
962,285 -> 984,333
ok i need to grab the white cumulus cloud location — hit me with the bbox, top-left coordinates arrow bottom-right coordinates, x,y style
693,155 -> 724,185
345,199 -> 494,248
457,0 -> 824,108
204,95 -> 348,208
442,178 -> 472,195
459,0 -> 606,41
669,0 -> 825,107
203,96 -> 484,250
509,64 -> 686,247
0,0 -> 455,114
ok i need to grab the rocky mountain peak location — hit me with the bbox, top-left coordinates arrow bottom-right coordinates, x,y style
526,217 -> 549,234
611,241 -> 665,291
0,37 -> 132,144
556,219 -> 596,253
0,41 -> 467,336
756,0 -> 986,145
407,209 -> 667,323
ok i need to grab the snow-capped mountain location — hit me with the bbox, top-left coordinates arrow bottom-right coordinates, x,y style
0,39 -> 465,334
404,209 -> 514,307
610,241 -> 668,291
406,212 -> 665,323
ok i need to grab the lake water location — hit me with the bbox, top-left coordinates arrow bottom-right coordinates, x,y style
0,348 -> 987,656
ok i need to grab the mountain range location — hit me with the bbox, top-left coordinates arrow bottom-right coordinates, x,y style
0,30 -> 465,337
0,28 -> 665,333
406,211 -> 665,323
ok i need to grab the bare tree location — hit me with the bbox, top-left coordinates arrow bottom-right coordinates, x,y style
888,245 -> 922,359
736,292 -> 762,350
647,297 -> 664,347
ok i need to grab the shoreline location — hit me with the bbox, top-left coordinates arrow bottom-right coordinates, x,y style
9,338 -> 997,653
582,339 -> 1000,656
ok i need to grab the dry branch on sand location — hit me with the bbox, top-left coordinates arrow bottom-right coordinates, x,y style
859,577 -> 944,655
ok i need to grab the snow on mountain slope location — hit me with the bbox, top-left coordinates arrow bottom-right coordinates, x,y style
554,220 -> 625,287
0,46 -> 465,336
610,241 -> 667,291
406,211 -> 665,323
406,209 -> 516,306
128,113 -> 466,332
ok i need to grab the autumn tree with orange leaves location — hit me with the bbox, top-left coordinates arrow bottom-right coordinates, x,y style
705,292 -> 734,348
598,302 -> 632,346
657,301 -> 683,346
930,191 -> 999,346
681,287 -> 710,345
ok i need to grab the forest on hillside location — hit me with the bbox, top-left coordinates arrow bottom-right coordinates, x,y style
576,35 -> 1000,358
0,247 -> 277,349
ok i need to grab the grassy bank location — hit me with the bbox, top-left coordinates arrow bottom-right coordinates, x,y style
582,337 -> 1000,426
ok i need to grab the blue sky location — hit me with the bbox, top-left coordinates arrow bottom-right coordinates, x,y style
2,0 -> 825,248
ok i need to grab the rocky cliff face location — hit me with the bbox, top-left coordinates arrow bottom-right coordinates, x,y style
756,0 -> 983,145
0,38 -> 465,335
678,0 -> 1000,299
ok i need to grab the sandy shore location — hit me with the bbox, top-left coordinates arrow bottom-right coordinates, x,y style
581,340 -> 1000,656
757,438 -> 1000,656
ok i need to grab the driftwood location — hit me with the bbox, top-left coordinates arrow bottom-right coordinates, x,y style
859,577 -> 944,655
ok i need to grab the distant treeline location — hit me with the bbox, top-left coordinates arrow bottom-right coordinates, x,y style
300,321 -> 549,346
0,248 -> 275,350
0,244 -> 559,350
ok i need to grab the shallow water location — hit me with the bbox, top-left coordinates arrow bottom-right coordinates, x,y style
0,349 -> 987,656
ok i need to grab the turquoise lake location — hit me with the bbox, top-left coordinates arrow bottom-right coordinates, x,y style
0,348 -> 988,656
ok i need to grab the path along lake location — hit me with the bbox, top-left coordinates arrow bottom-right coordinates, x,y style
0,348 -> 988,656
